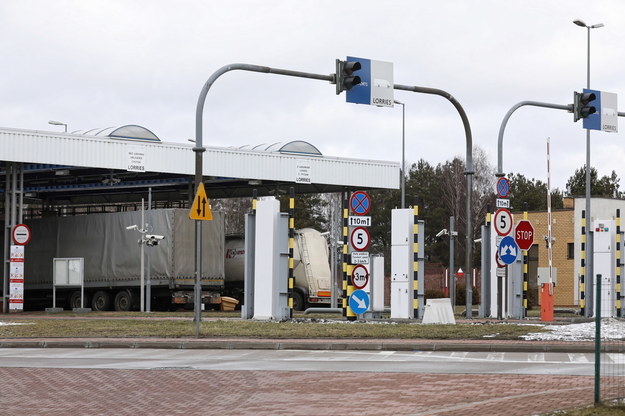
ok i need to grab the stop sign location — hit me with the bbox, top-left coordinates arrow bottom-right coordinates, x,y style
514,220 -> 534,250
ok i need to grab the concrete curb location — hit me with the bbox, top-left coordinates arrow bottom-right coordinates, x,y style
0,338 -> 612,353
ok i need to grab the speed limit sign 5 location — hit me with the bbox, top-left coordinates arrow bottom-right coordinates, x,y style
493,208 -> 513,236
350,227 -> 370,251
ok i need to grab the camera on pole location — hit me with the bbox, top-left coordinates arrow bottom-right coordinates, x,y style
573,91 -> 597,122
335,59 -> 362,94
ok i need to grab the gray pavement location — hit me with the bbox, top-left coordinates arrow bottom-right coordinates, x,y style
0,335 -> 610,353
0,315 -> 619,415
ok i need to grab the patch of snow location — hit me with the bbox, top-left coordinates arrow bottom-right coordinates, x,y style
0,321 -> 32,326
521,318 -> 625,342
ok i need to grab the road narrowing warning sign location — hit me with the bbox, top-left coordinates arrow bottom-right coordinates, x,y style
189,183 -> 213,221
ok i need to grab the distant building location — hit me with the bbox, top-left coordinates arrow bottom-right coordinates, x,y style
521,197 -> 625,309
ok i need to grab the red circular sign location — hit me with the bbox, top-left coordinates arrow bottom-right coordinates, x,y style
493,208 -> 513,236
351,265 -> 369,289
349,191 -> 371,215
514,220 -> 535,251
12,224 -> 31,245
350,227 -> 370,251
495,252 -> 506,268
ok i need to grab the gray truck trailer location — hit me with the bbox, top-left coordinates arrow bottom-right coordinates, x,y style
22,208 -> 224,311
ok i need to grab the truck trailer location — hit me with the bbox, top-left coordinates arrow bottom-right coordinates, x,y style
224,227 -> 333,310
21,208 -> 224,311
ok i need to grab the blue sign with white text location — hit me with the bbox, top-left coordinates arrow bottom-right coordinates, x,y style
346,56 -> 371,105
583,88 -> 601,131
349,289 -> 370,314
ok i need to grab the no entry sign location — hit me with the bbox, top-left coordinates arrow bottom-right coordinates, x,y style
12,224 -> 31,245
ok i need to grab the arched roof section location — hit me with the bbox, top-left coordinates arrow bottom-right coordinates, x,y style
231,140 -> 322,156
71,125 -> 160,142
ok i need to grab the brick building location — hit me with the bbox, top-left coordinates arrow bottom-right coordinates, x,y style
522,197 -> 625,308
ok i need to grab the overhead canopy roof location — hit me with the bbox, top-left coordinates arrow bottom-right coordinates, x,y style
0,127 -> 399,206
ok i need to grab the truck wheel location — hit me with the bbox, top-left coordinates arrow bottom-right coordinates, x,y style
92,291 -> 112,311
69,291 -> 89,309
114,290 -> 133,312
292,291 -> 305,311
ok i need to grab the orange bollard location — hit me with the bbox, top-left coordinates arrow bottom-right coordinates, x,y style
540,283 -> 554,321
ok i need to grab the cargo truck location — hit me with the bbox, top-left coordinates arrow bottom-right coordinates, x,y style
20,208 -> 224,311
224,227 -> 333,310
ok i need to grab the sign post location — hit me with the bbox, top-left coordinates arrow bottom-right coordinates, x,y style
9,224 -> 31,313
347,191 -> 373,320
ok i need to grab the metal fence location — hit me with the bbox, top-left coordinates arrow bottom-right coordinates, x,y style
595,275 -> 625,406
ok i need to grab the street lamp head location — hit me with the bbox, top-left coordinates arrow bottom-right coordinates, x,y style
590,23 -> 604,29
573,19 -> 587,27
48,120 -> 67,132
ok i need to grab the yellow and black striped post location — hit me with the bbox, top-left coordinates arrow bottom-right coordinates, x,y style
485,208 -> 492,317
342,192 -> 349,317
581,210 -> 586,315
413,198 -> 420,319
252,189 -> 257,215
522,203 -> 529,319
288,187 -> 295,318
617,209 -> 621,317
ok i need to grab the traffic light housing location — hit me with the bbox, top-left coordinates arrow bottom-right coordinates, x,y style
336,59 -> 362,94
573,91 -> 597,122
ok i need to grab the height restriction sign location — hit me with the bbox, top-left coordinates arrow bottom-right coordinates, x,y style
351,264 -> 369,289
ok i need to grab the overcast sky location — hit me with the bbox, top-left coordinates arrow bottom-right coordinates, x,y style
2,0 -> 625,192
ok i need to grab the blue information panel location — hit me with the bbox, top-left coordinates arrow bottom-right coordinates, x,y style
349,289 -> 370,314
498,236 -> 519,265
583,88 -> 602,131
346,56 -> 371,105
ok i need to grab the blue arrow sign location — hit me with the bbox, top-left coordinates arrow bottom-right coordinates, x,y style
498,236 -> 519,265
349,289 -> 370,314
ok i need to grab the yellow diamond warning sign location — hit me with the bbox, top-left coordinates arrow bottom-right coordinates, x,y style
189,183 -> 213,221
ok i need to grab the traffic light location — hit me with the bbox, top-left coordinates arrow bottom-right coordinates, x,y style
573,91 -> 597,122
336,59 -> 362,94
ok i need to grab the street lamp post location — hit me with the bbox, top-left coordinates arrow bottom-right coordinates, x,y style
573,19 -> 604,317
48,120 -> 67,132
394,100 -> 406,208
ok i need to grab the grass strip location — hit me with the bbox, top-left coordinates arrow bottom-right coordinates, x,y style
0,319 -> 545,340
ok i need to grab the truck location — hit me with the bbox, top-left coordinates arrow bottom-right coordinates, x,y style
224,227 -> 333,310
20,208 -> 225,311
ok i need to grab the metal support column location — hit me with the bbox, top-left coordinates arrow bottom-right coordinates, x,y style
616,209 -> 621,317
581,210 -> 587,316
413,198 -> 419,319
522,203 -> 529,319
341,192 -> 348,317
288,187 -> 295,318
